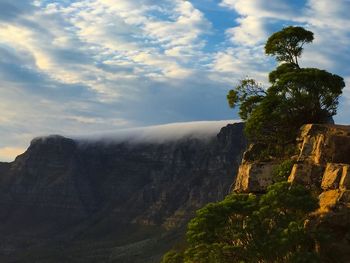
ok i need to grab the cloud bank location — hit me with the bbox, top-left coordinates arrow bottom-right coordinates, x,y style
1,120 -> 239,162
75,120 -> 240,144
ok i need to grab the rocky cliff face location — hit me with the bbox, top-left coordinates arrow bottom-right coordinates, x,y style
235,124 -> 350,194
0,123 -> 246,262
234,124 -> 350,262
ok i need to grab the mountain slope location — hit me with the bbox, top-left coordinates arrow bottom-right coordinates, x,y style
0,123 -> 246,262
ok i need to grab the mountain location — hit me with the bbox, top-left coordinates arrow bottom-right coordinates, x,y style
0,122 -> 246,262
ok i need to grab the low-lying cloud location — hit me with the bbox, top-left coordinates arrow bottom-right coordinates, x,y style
75,120 -> 240,144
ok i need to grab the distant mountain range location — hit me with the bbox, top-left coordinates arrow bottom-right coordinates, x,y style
0,122 -> 246,262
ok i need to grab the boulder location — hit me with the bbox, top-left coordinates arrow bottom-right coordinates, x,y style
234,162 -> 278,193
297,124 -> 350,165
319,190 -> 350,212
288,162 -> 324,189
318,190 -> 343,212
321,163 -> 349,190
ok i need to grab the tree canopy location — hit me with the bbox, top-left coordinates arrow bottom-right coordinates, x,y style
162,182 -> 322,263
227,26 -> 345,154
265,26 -> 314,67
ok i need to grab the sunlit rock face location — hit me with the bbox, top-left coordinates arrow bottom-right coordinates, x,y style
0,123 -> 247,262
234,162 -> 278,193
233,123 -> 350,262
234,124 -> 350,193
321,163 -> 350,191
296,124 -> 350,165
288,124 -> 350,193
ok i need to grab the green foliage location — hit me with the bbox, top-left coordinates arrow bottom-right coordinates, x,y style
173,182 -> 320,263
185,194 -> 259,262
265,26 -> 314,66
244,92 -> 293,146
161,250 -> 184,263
227,78 -> 266,120
269,64 -> 344,124
272,160 -> 295,182
227,26 -> 345,158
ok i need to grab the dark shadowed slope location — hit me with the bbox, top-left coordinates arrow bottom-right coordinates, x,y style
0,123 -> 246,262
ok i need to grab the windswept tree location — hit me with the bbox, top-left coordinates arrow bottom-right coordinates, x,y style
227,26 -> 345,155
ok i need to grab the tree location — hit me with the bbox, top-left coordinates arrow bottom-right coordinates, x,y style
265,26 -> 314,67
227,78 -> 266,120
182,182 -> 320,263
161,250 -> 184,263
227,26 -> 345,155
268,64 -> 344,124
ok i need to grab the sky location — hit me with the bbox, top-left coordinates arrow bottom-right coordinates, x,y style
0,0 -> 350,161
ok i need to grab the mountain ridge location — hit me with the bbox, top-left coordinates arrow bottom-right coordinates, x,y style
0,122 -> 247,262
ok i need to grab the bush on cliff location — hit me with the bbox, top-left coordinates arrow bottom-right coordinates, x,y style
272,160 -> 295,182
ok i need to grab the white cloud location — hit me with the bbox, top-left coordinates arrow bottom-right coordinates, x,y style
0,0 -> 212,102
57,0 -> 210,80
74,120 -> 241,143
220,0 -> 301,19
220,0 -> 303,46
0,120 -> 239,162
226,16 -> 266,46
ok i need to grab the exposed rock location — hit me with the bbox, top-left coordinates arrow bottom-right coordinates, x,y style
321,163 -> 350,190
318,190 -> 343,212
237,124 -> 350,261
297,124 -> 350,165
288,162 -> 324,189
287,124 -> 350,191
340,165 -> 350,190
240,143 -> 266,164
234,123 -> 350,194
234,162 -> 278,193
288,124 -> 350,262
233,124 -> 350,193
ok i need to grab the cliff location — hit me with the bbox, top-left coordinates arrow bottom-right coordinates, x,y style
234,124 -> 350,261
0,123 -> 246,262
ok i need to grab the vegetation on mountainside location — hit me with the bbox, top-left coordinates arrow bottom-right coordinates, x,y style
162,26 -> 344,263
227,26 -> 345,156
162,182 -> 324,263
272,159 -> 295,182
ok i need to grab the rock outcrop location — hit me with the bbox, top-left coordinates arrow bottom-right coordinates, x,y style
0,123 -> 247,262
234,162 -> 278,193
288,124 -> 350,212
234,123 -> 350,262
296,124 -> 350,164
235,124 -> 350,194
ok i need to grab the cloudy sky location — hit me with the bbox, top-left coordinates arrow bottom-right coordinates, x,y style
0,0 -> 350,161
